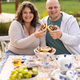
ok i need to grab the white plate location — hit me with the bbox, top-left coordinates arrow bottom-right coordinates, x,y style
24,60 -> 39,67
52,73 -> 67,80
21,72 -> 38,80
54,73 -> 59,80
51,69 -> 60,80
52,70 -> 79,80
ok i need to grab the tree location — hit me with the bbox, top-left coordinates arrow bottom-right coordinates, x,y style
15,0 -> 18,13
0,0 -> 1,13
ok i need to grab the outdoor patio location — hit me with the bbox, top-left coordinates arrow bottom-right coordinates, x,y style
0,0 -> 17,58
0,13 -> 15,23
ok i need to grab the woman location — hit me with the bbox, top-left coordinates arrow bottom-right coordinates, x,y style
0,1 -> 46,73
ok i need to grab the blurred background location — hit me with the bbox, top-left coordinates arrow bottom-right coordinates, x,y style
0,0 -> 80,36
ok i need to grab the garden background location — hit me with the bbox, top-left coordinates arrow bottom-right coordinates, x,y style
0,0 -> 80,35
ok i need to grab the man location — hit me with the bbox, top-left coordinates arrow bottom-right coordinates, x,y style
41,0 -> 80,55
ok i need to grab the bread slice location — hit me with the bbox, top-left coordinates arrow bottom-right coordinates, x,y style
47,25 -> 55,31
40,24 -> 47,30
40,46 -> 51,52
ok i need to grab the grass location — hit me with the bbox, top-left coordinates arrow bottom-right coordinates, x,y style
1,1 -> 80,19
2,2 -> 15,13
60,1 -> 80,14
33,2 -> 46,16
1,2 -> 47,14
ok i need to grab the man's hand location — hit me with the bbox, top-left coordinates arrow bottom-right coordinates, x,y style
34,28 -> 46,38
49,25 -> 62,39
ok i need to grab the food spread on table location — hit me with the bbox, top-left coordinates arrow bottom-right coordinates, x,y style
1,51 -> 80,80
7,65 -> 38,80
35,46 -> 55,54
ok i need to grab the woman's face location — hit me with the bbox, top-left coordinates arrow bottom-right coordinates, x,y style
22,7 -> 34,23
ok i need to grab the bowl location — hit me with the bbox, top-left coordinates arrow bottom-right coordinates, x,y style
34,46 -> 56,58
8,66 -> 38,80
34,46 -> 56,67
59,71 -> 68,80
75,66 -> 80,77
66,69 -> 78,80
21,75 -> 38,80
24,59 -> 38,67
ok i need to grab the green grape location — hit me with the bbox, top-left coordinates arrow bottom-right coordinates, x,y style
11,70 -> 15,75
9,75 -> 12,79
18,73 -> 23,78
15,71 -> 18,75
32,68 -> 38,74
23,69 -> 28,74
23,66 -> 28,69
26,74 -> 30,79
12,78 -> 16,80
12,73 -> 17,78
15,68 -> 19,72
29,75 -> 32,78
9,76 -> 16,80
28,71 -> 33,76
9,66 -> 38,79
19,66 -> 23,69
17,76 -> 21,79
19,68 -> 24,73
7,79 -> 11,80
23,74 -> 26,78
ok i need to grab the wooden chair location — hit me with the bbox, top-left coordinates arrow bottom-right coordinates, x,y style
0,36 -> 10,54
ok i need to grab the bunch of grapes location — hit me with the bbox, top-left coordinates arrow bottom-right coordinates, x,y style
7,66 -> 38,80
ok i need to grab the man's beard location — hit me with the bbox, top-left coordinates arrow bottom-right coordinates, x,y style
50,16 -> 57,20
49,13 -> 60,20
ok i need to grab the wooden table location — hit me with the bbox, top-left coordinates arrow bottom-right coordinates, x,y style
0,55 -> 80,80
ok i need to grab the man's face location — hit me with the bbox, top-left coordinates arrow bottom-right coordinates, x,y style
45,0 -> 61,21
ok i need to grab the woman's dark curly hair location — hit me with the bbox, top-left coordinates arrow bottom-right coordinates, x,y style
14,1 -> 39,27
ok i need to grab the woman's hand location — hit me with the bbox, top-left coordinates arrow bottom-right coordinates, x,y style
49,25 -> 62,39
34,28 -> 46,38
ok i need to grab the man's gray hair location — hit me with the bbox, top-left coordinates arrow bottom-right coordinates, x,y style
46,0 -> 59,3
46,0 -> 59,5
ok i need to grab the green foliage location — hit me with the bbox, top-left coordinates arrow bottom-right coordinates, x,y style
2,2 -> 15,13
2,1 -> 80,18
40,12 -> 48,19
33,2 -> 46,18
1,0 -> 6,1
59,0 -> 80,14
68,11 -> 74,15
34,0 -> 46,1
0,22 -> 11,35
18,0 -> 25,2
18,0 -> 46,2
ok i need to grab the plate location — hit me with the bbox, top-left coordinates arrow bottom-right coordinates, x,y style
21,75 -> 37,80
51,69 -> 79,80
51,69 -> 60,80
24,59 -> 39,67
54,73 -> 59,80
